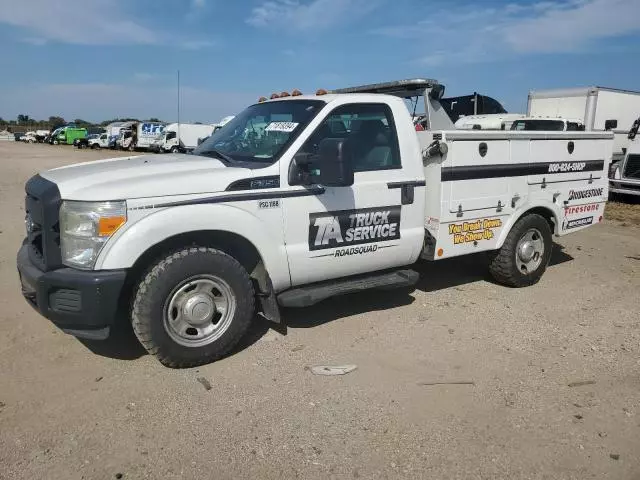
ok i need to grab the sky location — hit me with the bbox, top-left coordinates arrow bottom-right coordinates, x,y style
0,0 -> 639,124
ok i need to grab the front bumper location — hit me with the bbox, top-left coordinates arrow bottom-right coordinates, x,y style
17,244 -> 127,340
609,179 -> 640,196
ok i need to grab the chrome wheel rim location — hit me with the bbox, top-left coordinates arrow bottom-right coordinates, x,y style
515,228 -> 544,273
163,275 -> 236,347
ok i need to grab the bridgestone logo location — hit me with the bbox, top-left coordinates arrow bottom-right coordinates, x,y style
308,206 -> 401,251
568,188 -> 603,201
548,162 -> 586,173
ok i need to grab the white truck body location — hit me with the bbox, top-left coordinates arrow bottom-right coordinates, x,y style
17,79 -> 613,366
528,86 -> 640,160
151,123 -> 217,153
121,122 -> 165,150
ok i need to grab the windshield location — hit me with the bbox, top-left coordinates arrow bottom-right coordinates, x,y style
193,100 -> 325,163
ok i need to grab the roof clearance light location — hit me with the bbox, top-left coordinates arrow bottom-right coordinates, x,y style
280,91 -> 291,97
270,93 -> 280,99
291,89 -> 302,96
258,96 -> 267,103
316,89 -> 328,96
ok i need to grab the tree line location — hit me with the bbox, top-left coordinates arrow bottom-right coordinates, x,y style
0,115 -> 164,132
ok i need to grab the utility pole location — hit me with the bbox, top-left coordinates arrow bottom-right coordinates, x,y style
177,70 -> 181,149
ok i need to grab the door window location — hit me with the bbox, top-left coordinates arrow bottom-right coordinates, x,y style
298,103 -> 401,172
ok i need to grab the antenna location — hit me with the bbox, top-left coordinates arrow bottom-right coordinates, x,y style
177,70 -> 181,150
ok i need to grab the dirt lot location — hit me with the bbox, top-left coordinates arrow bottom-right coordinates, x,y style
1,142 -> 639,480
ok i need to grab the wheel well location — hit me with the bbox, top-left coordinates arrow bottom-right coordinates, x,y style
518,207 -> 557,234
118,231 -> 263,314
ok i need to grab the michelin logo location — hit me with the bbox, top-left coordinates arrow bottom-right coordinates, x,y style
308,206 -> 401,251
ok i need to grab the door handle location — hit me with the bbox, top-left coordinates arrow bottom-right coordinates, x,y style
387,180 -> 426,205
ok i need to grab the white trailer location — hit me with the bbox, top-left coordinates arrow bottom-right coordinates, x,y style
151,123 -> 216,153
528,86 -> 640,160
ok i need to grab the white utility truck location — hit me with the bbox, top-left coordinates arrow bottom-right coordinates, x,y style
17,79 -> 613,367
528,86 -> 640,161
150,123 -> 216,153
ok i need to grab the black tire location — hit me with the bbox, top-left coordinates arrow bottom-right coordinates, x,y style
91,143 -> 98,150
171,146 -> 180,154
132,247 -> 255,368
488,214 -> 553,288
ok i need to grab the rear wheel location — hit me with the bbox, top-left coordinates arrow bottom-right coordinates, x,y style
488,214 -> 553,287
131,247 -> 255,368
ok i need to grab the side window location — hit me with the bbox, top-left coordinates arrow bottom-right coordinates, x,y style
299,103 -> 401,172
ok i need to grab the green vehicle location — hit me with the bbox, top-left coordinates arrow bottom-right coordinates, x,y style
54,127 -> 88,145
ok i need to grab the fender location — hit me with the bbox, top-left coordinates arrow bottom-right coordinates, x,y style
495,200 -> 561,248
95,203 -> 291,291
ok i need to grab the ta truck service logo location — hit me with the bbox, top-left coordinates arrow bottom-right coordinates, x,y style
309,206 -> 401,254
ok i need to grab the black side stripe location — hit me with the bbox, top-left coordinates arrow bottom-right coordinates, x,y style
132,187 -> 325,210
441,160 -> 604,182
387,180 -> 426,189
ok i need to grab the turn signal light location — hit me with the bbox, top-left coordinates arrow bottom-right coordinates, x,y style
270,93 -> 280,99
280,91 -> 291,97
258,96 -> 267,103
291,89 -> 302,96
316,89 -> 328,96
98,216 -> 126,237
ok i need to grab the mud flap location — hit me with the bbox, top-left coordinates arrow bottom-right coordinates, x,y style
251,262 -> 281,323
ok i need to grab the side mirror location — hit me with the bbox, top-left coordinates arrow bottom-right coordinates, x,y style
312,138 -> 354,187
289,139 -> 354,187
604,119 -> 618,131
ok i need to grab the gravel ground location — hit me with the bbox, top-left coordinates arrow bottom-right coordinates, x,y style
0,142 -> 639,480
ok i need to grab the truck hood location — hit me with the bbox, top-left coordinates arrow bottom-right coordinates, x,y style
40,154 -> 252,201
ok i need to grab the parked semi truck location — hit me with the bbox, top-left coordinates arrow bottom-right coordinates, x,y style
17,78 -> 613,367
528,86 -> 640,161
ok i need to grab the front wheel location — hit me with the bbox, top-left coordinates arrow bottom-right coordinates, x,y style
131,247 -> 255,368
170,146 -> 180,154
488,214 -> 553,287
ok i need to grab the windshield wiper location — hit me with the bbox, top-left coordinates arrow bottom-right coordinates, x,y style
197,148 -> 235,164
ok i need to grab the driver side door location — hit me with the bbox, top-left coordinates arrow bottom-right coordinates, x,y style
280,102 -> 423,286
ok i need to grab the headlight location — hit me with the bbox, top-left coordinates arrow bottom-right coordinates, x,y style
609,162 -> 620,179
59,201 -> 126,269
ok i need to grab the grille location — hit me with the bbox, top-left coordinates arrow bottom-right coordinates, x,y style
25,175 -> 62,271
623,154 -> 640,180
